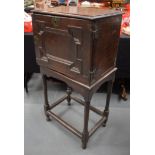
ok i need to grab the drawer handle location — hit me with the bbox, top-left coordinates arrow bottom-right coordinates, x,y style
51,17 -> 59,27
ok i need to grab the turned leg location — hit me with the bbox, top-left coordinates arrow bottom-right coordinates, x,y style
103,80 -> 113,127
42,74 -> 51,121
66,87 -> 72,106
82,98 -> 90,149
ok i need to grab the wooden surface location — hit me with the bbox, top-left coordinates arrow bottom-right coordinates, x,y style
32,6 -> 122,20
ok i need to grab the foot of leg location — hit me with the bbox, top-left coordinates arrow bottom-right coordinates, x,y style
102,110 -> 109,127
82,131 -> 89,149
66,87 -> 72,106
44,105 -> 51,121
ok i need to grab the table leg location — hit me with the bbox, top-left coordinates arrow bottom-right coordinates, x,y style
66,87 -> 72,106
102,80 -> 113,127
42,74 -> 51,121
82,97 -> 90,149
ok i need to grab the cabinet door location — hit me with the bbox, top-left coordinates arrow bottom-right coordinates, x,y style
32,14 -> 91,84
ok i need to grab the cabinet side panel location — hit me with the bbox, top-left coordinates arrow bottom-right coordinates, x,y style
92,15 -> 122,83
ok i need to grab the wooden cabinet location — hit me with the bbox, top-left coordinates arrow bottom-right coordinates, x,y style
32,6 -> 122,149
32,6 -> 122,86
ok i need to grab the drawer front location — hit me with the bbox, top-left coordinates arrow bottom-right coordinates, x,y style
32,14 -> 91,84
33,14 -> 91,31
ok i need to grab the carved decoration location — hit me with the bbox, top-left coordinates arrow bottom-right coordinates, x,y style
68,25 -> 83,74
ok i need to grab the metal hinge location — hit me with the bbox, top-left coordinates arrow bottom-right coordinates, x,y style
89,68 -> 96,81
91,23 -> 99,40
92,30 -> 99,39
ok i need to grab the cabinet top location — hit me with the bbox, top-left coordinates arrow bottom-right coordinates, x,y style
32,6 -> 122,20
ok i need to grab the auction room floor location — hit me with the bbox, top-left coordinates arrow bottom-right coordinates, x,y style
24,73 -> 130,155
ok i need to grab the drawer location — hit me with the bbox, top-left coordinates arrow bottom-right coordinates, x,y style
33,14 -> 90,31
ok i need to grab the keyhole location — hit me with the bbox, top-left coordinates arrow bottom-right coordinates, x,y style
52,17 -> 59,27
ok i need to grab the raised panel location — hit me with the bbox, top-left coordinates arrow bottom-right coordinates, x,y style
35,20 -> 85,76
43,27 -> 74,62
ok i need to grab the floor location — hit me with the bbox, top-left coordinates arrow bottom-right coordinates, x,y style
24,73 -> 130,155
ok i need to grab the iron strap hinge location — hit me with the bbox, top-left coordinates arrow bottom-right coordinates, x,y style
92,30 -> 99,39
89,68 -> 96,81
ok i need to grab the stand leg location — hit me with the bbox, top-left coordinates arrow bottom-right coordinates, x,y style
66,87 -> 72,106
42,74 -> 51,121
102,80 -> 113,127
82,98 -> 90,149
